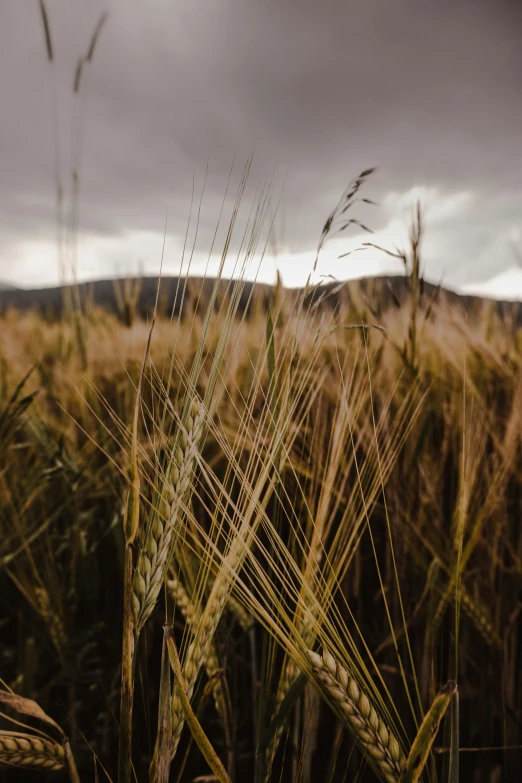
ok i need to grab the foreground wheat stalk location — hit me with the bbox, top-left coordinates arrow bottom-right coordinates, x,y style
132,398 -> 206,634
308,648 -> 406,783
120,395 -> 206,783
169,567 -> 238,757
168,462 -> 279,761
0,730 -> 65,771
167,575 -> 227,723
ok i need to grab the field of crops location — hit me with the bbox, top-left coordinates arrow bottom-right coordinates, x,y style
1,250 -> 521,783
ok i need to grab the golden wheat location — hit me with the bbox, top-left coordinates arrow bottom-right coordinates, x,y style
170,569 -> 236,756
167,575 -> 227,721
132,398 -> 205,632
308,649 -> 405,783
0,731 -> 64,771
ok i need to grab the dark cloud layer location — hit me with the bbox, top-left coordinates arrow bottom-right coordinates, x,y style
1,0 -> 521,287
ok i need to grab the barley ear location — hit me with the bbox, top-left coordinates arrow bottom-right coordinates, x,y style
132,397 -> 205,633
167,575 -> 230,732
308,648 -> 405,783
0,731 -> 65,771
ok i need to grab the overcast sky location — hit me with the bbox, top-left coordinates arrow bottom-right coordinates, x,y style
1,0 -> 522,293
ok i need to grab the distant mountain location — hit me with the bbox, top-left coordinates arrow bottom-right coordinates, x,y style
0,275 -> 520,325
0,281 -> 19,291
0,277 -> 269,319
460,266 -> 522,302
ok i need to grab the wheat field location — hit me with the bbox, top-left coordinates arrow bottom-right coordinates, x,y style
0,232 -> 521,783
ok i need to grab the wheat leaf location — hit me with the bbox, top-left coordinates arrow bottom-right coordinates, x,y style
0,691 -> 64,739
400,682 -> 457,783
165,626 -> 231,783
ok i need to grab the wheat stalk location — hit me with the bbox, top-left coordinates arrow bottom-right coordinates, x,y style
308,648 -> 405,783
170,567 -> 236,756
168,490 -> 267,760
150,573 -> 233,780
132,398 -> 205,633
166,405 -> 291,762
122,395 -> 205,783
167,575 -> 226,720
0,731 -> 64,771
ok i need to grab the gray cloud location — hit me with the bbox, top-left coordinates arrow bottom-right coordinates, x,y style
1,0 -> 521,287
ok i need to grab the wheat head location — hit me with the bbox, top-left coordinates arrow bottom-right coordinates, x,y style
308,648 -> 405,783
132,398 -> 205,633
0,731 -> 64,771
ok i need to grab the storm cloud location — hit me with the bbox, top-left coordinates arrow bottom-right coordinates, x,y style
1,0 -> 521,290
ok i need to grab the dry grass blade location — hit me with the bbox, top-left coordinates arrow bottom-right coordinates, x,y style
308,649 -> 405,783
73,58 -> 84,94
38,0 -> 53,62
74,13 -> 108,93
0,730 -> 65,771
165,626 -> 232,783
86,12 -> 109,62
0,690 -> 64,738
399,681 -> 457,783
